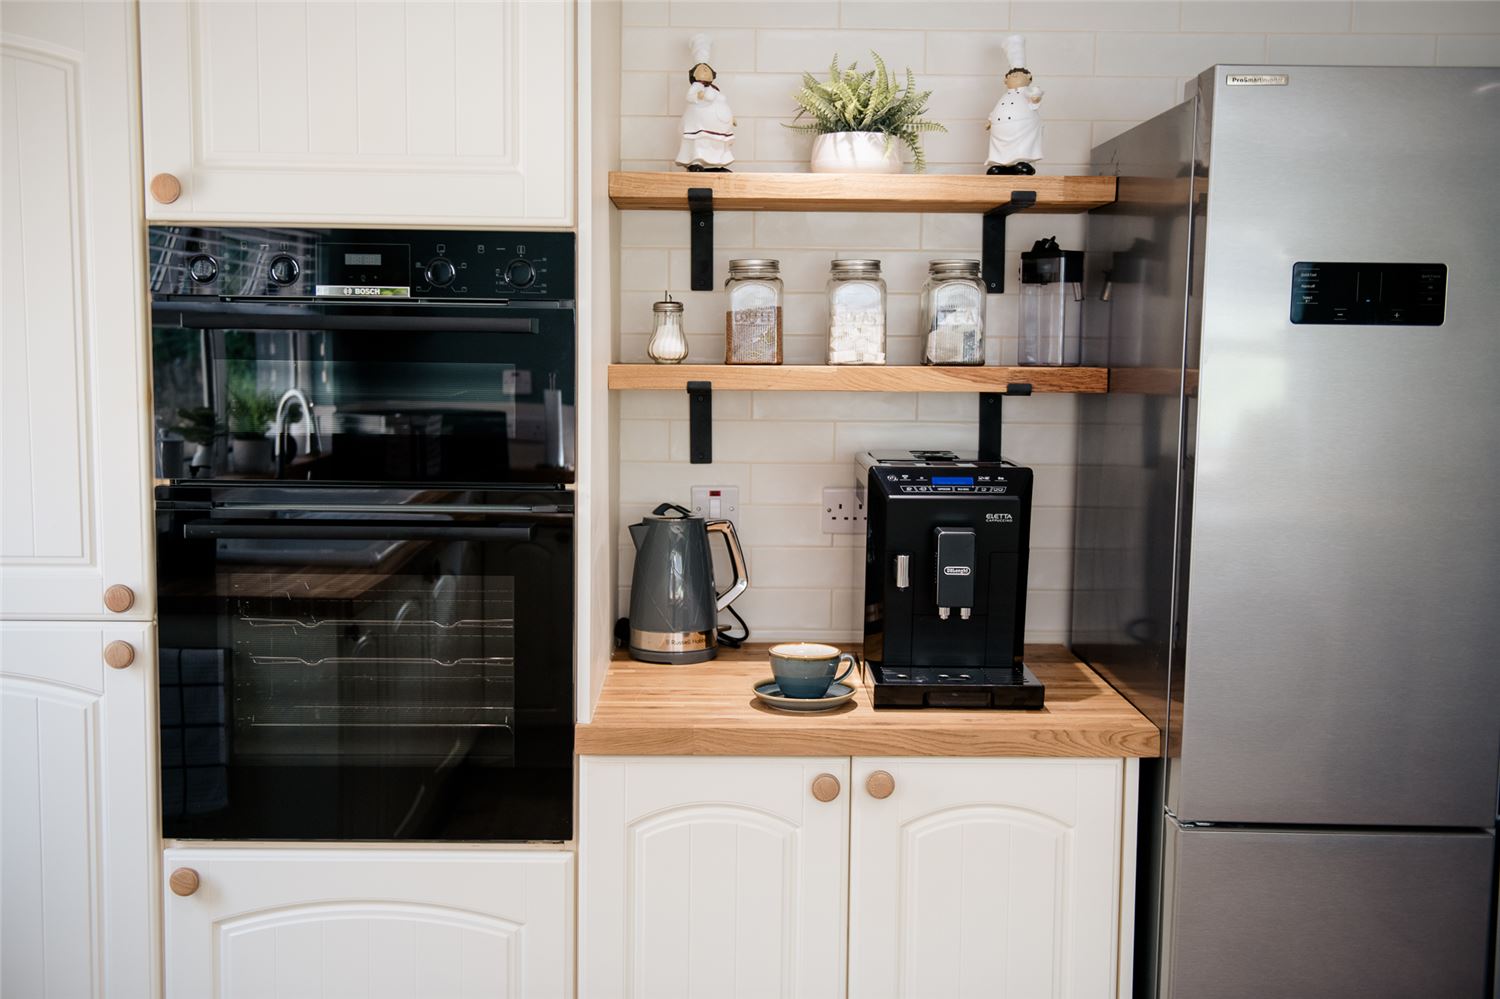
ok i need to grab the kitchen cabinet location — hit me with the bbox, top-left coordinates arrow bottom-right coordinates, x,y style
581,755 -> 1134,999
139,0 -> 574,226
580,757 -> 852,999
1,621 -> 160,999
163,847 -> 573,999
1,0 -> 153,621
848,757 -> 1132,999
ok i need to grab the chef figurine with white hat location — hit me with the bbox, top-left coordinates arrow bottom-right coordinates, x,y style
675,33 -> 736,172
985,34 -> 1044,176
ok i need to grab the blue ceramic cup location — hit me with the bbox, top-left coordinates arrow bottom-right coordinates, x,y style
769,642 -> 857,698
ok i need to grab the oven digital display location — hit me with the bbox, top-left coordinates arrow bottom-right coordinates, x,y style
318,243 -> 412,297
344,252 -> 382,266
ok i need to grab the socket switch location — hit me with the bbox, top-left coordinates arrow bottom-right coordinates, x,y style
822,487 -> 866,535
690,485 -> 739,520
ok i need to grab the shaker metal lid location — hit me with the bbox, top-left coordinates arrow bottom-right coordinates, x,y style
652,295 -> 684,312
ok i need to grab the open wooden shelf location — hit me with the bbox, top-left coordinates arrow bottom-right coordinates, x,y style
608,171 -> 1116,214
607,364 -> 1108,394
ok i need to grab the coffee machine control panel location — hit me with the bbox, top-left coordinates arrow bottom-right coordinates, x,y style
876,469 -> 1013,495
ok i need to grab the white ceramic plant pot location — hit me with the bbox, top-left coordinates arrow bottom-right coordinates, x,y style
810,131 -> 902,174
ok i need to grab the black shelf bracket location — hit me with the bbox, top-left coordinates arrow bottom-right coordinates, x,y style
689,187 -> 714,291
978,382 -> 1033,461
981,190 -> 1037,294
687,380 -> 713,464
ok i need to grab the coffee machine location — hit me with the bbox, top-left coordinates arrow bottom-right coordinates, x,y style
857,450 -> 1044,708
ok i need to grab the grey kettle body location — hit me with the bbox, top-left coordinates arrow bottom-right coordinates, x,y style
628,503 -> 748,663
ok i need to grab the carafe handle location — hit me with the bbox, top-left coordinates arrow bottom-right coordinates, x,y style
705,519 -> 749,612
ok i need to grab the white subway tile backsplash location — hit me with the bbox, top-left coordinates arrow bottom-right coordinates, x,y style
1352,0 -> 1500,34
754,29 -> 928,74
1180,1 -> 1350,33
1265,33 -> 1435,66
1096,32 -> 1267,77
615,0 -> 1469,641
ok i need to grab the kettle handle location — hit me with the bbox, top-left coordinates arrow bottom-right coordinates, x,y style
705,519 -> 749,612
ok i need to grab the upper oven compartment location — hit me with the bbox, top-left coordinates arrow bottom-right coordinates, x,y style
147,227 -> 576,487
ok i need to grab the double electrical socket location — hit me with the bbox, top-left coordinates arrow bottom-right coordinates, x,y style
822,487 -> 866,535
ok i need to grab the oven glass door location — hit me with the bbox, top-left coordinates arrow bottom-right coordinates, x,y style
150,301 -> 575,485
156,486 -> 573,840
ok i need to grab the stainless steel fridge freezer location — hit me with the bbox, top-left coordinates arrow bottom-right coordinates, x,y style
1073,65 -> 1500,998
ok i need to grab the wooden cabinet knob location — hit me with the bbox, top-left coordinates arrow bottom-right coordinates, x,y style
149,172 -> 182,204
866,770 -> 895,799
169,868 -> 200,896
810,773 -> 841,802
103,641 -> 135,670
103,584 -> 135,613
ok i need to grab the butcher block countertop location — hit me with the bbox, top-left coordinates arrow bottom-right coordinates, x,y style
577,644 -> 1159,758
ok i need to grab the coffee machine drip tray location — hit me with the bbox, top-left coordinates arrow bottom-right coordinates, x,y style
867,663 -> 1045,709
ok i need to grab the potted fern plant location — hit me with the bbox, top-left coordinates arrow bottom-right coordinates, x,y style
788,53 -> 945,174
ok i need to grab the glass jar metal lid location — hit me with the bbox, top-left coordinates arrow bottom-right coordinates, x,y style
928,258 -> 981,277
830,258 -> 882,276
728,258 -> 781,277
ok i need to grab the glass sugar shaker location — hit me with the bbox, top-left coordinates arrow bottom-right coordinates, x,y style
921,259 -> 986,365
647,293 -> 688,364
826,259 -> 887,365
725,259 -> 783,364
1019,237 -> 1085,366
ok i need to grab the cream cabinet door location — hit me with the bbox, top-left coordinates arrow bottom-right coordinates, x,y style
139,0 -> 574,226
849,758 -> 1131,999
1,0 -> 153,621
163,848 -> 573,999
580,757 -> 851,999
1,621 -> 159,999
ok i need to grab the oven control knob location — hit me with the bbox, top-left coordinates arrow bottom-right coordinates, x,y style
504,259 -> 535,288
268,254 -> 300,285
187,253 -> 218,283
425,258 -> 457,287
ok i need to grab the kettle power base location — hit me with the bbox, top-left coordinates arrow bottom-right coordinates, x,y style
867,663 -> 1045,710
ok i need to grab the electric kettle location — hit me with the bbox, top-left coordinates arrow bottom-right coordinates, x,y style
628,503 -> 748,664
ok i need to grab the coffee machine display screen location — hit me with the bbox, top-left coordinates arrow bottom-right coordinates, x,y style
932,476 -> 974,486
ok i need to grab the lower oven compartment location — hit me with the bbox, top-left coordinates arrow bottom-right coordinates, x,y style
156,487 -> 573,841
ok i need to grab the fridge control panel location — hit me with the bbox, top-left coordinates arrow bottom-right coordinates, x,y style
1290,261 -> 1446,326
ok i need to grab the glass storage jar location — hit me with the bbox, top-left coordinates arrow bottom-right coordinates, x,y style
1019,237 -> 1084,366
920,259 -> 986,365
826,259 -> 887,364
724,259 -> 783,364
646,294 -> 688,364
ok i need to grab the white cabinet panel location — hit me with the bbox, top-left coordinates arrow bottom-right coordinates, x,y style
849,758 -> 1128,999
139,0 -> 574,225
163,848 -> 572,999
0,1 -> 152,620
580,757 -> 850,999
0,621 -> 159,999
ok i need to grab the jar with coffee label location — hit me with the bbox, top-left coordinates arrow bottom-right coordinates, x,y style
826,259 -> 887,364
724,259 -> 783,364
920,259 -> 986,365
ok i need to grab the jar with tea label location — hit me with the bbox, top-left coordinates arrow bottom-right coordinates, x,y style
826,259 -> 886,364
724,259 -> 783,364
921,259 -> 986,365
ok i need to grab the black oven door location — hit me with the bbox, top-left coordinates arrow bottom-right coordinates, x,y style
155,485 -> 573,841
150,299 -> 575,485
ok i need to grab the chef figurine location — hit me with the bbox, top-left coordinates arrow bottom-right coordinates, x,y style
985,35 -> 1044,176
675,33 -> 735,172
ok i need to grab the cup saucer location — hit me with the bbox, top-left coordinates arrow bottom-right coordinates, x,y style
753,679 -> 856,712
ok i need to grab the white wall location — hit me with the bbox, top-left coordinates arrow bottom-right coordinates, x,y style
614,0 -> 1500,644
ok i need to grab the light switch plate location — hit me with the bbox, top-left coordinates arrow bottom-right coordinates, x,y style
822,487 -> 866,534
690,485 -> 739,520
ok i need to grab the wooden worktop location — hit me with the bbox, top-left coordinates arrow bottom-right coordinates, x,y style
577,644 -> 1159,758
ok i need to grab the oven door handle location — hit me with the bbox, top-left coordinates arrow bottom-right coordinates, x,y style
154,304 -> 539,334
184,522 -> 535,542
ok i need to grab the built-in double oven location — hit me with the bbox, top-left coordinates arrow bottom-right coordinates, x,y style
150,227 -> 575,840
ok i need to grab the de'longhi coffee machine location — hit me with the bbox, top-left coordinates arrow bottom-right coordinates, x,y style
857,450 -> 1043,708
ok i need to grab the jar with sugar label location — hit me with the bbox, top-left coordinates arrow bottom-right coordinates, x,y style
826,259 -> 887,365
921,259 -> 986,365
724,259 -> 783,364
